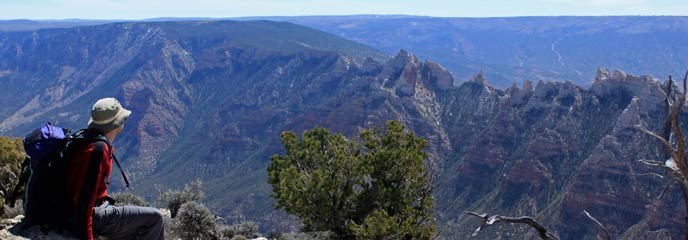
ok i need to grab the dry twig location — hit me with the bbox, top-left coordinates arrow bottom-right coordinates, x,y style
637,70 -> 688,240
465,211 -> 558,240
582,210 -> 611,240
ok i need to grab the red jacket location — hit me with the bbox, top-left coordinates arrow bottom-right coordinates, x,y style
65,133 -> 113,240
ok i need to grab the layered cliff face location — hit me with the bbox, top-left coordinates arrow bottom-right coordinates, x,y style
435,69 -> 677,239
0,23 -> 194,176
0,21 -> 683,238
0,20 -> 385,177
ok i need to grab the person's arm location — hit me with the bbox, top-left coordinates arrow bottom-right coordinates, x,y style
75,142 -> 108,240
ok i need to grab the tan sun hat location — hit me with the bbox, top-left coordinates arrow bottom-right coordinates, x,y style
88,97 -> 132,133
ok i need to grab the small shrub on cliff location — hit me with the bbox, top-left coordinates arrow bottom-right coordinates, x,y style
173,201 -> 217,240
267,120 -> 436,239
160,180 -> 262,239
159,180 -> 204,218
270,231 -> 331,240
218,221 -> 260,239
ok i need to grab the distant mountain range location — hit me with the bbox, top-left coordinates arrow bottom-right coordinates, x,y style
4,16 -> 687,88
0,18 -> 685,239
269,15 -> 688,88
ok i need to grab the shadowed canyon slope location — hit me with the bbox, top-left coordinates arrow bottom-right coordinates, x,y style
0,20 -> 684,239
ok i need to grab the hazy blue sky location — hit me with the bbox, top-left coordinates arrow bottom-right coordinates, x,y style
1,0 -> 686,20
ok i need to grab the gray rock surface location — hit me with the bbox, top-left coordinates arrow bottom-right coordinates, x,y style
0,216 -> 78,240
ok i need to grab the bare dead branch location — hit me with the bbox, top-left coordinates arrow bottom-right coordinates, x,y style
582,210 -> 611,240
670,115 -> 687,171
637,125 -> 677,159
666,75 -> 676,109
682,71 -> 687,103
639,159 -> 666,167
632,70 -> 688,240
642,71 -> 688,240
639,159 -> 677,174
683,70 -> 688,91
669,75 -> 688,178
636,160 -> 679,207
465,211 -> 558,240
669,76 -> 677,106
658,181 -> 673,201
638,159 -> 684,182
638,172 -> 665,179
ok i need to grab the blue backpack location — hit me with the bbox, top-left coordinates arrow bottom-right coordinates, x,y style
6,122 -> 130,228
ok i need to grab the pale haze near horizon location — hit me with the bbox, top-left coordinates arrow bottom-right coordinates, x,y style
0,0 -> 687,20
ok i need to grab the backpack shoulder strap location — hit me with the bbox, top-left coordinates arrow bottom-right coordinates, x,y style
71,130 -> 131,189
111,154 -> 130,189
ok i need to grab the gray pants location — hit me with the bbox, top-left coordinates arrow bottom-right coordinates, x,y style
93,205 -> 164,240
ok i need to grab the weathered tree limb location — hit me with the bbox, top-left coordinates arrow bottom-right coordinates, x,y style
637,160 -> 681,201
663,89 -> 673,147
638,172 -> 665,179
638,159 -> 682,179
465,211 -> 558,240
639,159 -> 668,167
668,75 -> 688,178
637,71 -> 688,240
582,210 -> 611,240
684,71 -> 688,93
658,181 -> 673,201
636,125 -> 679,162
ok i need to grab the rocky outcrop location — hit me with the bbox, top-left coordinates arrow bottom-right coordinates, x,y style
436,69 -> 680,239
423,60 -> 454,91
1,216 -> 77,240
1,213 -> 269,240
378,49 -> 420,97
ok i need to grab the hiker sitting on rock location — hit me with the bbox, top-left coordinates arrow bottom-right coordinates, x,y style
65,98 -> 164,240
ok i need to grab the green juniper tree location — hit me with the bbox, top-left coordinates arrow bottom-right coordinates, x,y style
267,120 -> 436,239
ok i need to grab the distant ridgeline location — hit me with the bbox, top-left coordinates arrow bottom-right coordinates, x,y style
4,16 -> 687,89
273,15 -> 688,88
0,19 -> 684,239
